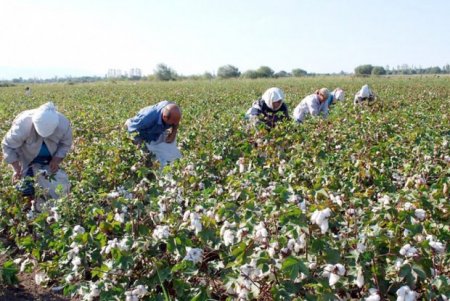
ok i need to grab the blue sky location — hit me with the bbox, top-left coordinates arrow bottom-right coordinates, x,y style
1,0 -> 449,79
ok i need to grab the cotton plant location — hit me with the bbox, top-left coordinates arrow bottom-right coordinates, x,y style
71,225 -> 86,239
355,266 -> 364,288
399,244 -> 418,257
189,212 -> 203,234
310,208 -> 332,234
232,260 -> 263,300
253,222 -> 269,244
396,285 -> 418,301
34,271 -> 49,286
125,285 -> 148,301
322,263 -> 346,286
152,225 -> 170,240
426,235 -> 446,254
286,233 -> 306,253
184,247 -> 203,264
365,288 -> 381,301
414,208 -> 426,221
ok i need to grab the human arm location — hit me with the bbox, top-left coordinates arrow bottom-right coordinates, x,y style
11,161 -> 22,182
166,124 -> 178,143
1,114 -> 30,165
49,156 -> 64,173
53,123 -> 73,159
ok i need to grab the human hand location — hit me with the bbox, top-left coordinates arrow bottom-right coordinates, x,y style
49,157 -> 64,174
11,161 -> 22,183
165,131 -> 176,143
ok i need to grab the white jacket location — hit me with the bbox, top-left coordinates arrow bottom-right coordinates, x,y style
2,109 -> 73,173
293,94 -> 329,123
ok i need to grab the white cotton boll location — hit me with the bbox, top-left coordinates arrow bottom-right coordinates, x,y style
414,209 -> 426,220
65,274 -> 74,283
267,247 -> 276,258
183,210 -> 190,221
308,262 -> 317,270
329,272 -> 340,286
287,238 -> 296,250
73,225 -> 85,235
223,229 -> 235,246
132,285 -> 148,297
237,157 -> 245,173
323,264 -> 334,277
190,215 -> 202,234
357,242 -> 366,253
153,225 -> 170,240
404,202 -> 413,210
365,291 -> 381,301
396,286 -> 418,301
403,229 -> 411,237
378,195 -> 390,205
34,272 -> 48,285
311,208 -> 332,234
356,267 -> 364,288
184,247 -> 203,264
429,241 -> 445,254
335,264 -> 346,275
125,291 -> 138,301
319,220 -> 329,234
399,244 -> 417,257
107,191 -> 120,199
114,212 -> 125,223
72,256 -> 81,266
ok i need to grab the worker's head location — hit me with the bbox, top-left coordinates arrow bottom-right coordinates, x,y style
262,87 -> 285,111
32,102 -> 59,137
317,88 -> 330,103
162,103 -> 182,126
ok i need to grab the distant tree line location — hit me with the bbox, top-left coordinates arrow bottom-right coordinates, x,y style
2,63 -> 448,85
152,63 -> 313,81
354,64 -> 450,76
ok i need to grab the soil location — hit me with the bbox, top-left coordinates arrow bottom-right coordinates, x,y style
0,237 -> 71,301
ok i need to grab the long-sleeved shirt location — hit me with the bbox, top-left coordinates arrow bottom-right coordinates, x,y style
245,99 -> 289,128
2,109 -> 73,173
126,101 -> 172,142
293,94 -> 329,123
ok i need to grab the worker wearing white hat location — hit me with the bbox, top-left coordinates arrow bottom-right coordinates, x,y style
2,102 -> 72,200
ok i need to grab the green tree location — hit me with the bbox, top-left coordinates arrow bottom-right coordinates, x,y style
242,70 -> 259,79
274,70 -> 290,78
154,63 -> 178,81
354,64 -> 374,75
292,68 -> 307,77
217,65 -> 240,79
371,66 -> 386,75
256,66 -> 274,78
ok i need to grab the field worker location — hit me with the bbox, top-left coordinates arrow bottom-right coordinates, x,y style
245,87 -> 289,128
125,101 -> 182,167
2,102 -> 72,201
327,88 -> 345,106
293,88 -> 330,123
354,84 -> 375,104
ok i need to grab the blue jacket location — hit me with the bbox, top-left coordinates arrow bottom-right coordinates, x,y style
127,101 -> 172,142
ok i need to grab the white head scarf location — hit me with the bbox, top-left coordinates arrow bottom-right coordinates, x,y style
261,87 -> 284,110
358,85 -> 371,98
32,102 -> 59,137
333,88 -> 345,101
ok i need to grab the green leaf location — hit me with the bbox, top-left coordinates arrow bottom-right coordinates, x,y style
281,256 -> 309,280
1,260 -> 18,285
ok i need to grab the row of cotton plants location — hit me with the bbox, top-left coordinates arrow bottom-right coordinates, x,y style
0,78 -> 449,300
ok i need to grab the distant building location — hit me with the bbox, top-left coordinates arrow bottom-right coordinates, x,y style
107,69 -> 122,78
129,68 -> 142,78
107,68 -> 142,78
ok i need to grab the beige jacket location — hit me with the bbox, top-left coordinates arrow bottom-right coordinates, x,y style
2,109 -> 73,173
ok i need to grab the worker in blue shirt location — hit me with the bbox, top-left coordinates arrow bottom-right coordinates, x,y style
125,101 -> 182,167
